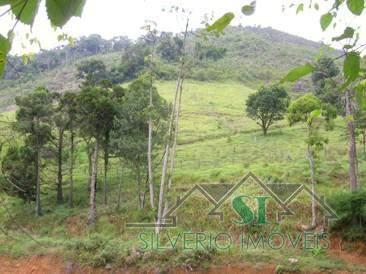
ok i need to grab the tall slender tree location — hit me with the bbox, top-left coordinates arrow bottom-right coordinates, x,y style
288,94 -> 333,228
156,19 -> 189,233
60,92 -> 79,208
14,87 -> 54,216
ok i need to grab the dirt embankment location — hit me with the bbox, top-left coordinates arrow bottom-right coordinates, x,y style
0,239 -> 365,274
0,256 -> 277,274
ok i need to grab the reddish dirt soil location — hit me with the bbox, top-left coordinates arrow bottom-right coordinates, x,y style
0,257 -> 276,274
329,237 -> 366,266
0,238 -> 365,274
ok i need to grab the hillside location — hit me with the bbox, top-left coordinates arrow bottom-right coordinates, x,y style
0,26 -> 338,111
0,80 -> 365,273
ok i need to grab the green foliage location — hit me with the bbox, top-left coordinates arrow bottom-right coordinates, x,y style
281,63 -> 315,83
296,3 -> 304,14
76,86 -> 117,141
77,59 -> 108,87
0,81 -> 365,272
312,57 -> 343,112
0,34 -> 11,77
287,93 -> 322,125
46,0 -> 86,27
14,87 -> 54,145
329,190 -> 366,241
194,42 -> 227,61
245,85 -> 289,135
110,44 -> 149,84
0,26 -> 332,105
0,0 -> 86,76
8,0 -> 40,25
1,145 -> 36,201
346,0 -> 365,15
206,12 -> 235,33
320,13 -> 333,31
111,76 -> 168,168
343,51 -> 360,83
241,1 -> 256,16
156,33 -> 183,62
312,57 -> 340,88
332,27 -> 355,41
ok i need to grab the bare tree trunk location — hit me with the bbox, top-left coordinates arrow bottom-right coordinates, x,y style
87,141 -> 98,225
35,135 -> 42,217
148,34 -> 157,209
345,90 -> 359,192
307,144 -> 316,228
87,146 -> 92,191
148,115 -> 154,209
103,143 -> 109,205
56,128 -> 64,204
156,19 -> 189,233
117,165 -> 123,210
136,166 -> 142,209
363,129 -> 366,156
162,77 -> 185,216
156,144 -> 170,233
167,78 -> 184,189
69,129 -> 74,208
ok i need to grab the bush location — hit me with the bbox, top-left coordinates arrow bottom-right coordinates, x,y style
329,190 -> 366,241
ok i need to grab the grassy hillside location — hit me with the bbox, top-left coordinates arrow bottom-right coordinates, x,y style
0,26 -> 339,111
0,81 -> 365,273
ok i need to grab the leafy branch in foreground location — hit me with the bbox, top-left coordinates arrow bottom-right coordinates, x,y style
0,0 -> 87,77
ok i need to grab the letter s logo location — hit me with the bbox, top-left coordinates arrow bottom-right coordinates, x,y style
232,195 -> 254,225
232,195 -> 269,225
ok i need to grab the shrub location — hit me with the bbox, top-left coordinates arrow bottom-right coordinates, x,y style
329,190 -> 366,241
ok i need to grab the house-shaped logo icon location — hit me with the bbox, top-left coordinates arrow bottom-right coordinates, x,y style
126,172 -> 337,228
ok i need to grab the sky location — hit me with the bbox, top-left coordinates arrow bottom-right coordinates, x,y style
0,0 -> 365,55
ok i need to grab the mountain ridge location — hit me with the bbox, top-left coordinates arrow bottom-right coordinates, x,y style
0,26 -> 339,111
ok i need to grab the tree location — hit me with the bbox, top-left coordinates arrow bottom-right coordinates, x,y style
288,93 -> 331,228
14,87 -> 54,216
194,42 -> 227,61
246,85 -> 289,135
77,85 -> 121,223
312,57 -> 343,111
110,44 -> 149,84
111,77 -> 168,209
59,92 -> 79,208
156,18 -> 190,233
76,87 -> 103,224
77,60 -> 108,87
345,89 -> 359,192
52,94 -> 69,204
156,32 -> 183,62
143,24 -> 158,209
100,86 -> 123,205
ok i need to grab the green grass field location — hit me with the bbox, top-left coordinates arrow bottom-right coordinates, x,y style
0,81 -> 365,272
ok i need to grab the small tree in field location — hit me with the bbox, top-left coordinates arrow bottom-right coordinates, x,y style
288,93 -> 334,228
246,85 -> 289,135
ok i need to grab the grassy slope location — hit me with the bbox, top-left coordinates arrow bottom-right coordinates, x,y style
0,81 -> 365,272
0,26 -> 336,111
